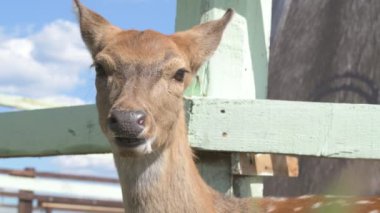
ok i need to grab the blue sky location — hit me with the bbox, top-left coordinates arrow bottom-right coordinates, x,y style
0,0 -> 176,178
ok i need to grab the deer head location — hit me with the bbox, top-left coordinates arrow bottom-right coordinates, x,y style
74,0 -> 233,157
73,2 -> 380,213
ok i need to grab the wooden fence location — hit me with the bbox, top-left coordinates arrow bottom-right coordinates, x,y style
0,0 -> 379,204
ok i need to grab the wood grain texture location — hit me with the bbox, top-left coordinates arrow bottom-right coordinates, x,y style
0,105 -> 109,157
231,153 -> 298,177
176,0 -> 269,98
188,98 -> 380,159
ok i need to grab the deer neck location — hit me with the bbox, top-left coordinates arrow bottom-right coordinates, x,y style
113,111 -> 216,213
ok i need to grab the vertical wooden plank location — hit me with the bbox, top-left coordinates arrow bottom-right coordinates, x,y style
260,0 -> 272,60
198,8 -> 256,99
285,156 -> 299,177
174,0 -> 229,197
200,6 -> 262,198
18,190 -> 33,213
176,0 -> 272,198
242,0 -> 270,99
176,0 -> 270,99
231,153 -> 299,177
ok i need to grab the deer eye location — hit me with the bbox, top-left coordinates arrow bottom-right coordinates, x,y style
94,63 -> 106,77
173,69 -> 188,82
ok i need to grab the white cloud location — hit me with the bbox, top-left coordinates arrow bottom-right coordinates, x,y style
39,95 -> 86,106
0,20 -> 92,104
56,154 -> 115,168
1,21 -> 115,177
54,154 -> 118,177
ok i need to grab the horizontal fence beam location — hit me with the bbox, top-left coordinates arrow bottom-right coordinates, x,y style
0,191 -> 123,208
0,168 -> 119,183
0,98 -> 380,159
0,174 -> 122,201
0,105 -> 108,157
188,98 -> 380,159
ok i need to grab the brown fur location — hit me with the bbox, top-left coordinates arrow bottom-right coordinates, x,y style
73,1 -> 380,212
73,1 -> 261,212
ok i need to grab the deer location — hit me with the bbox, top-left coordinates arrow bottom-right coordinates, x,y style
73,0 -> 380,212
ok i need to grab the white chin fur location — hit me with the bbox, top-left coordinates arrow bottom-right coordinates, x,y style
119,137 -> 156,156
135,137 -> 154,154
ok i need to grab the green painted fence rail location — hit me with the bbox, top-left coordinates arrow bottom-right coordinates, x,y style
1,98 -> 379,159
188,98 -> 380,159
0,105 -> 106,157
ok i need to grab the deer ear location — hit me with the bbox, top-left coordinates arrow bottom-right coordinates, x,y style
73,0 -> 120,56
172,9 -> 234,72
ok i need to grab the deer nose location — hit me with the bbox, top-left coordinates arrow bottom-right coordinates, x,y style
108,109 -> 146,138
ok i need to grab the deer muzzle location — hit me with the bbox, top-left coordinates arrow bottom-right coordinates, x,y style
107,109 -> 146,145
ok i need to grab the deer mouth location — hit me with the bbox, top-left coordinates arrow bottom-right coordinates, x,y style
114,137 -> 146,148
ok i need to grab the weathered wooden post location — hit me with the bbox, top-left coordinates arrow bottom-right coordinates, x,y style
176,0 -> 271,99
176,0 -> 272,197
18,190 -> 34,213
266,0 -> 380,196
